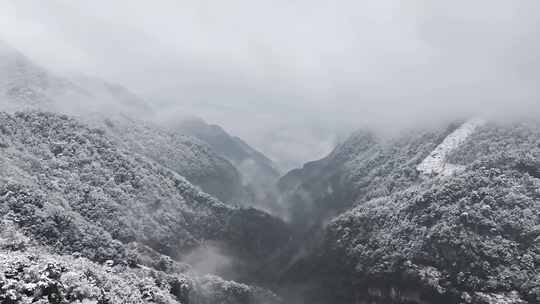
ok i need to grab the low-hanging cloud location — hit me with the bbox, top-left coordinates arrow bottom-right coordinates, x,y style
1,0 -> 539,169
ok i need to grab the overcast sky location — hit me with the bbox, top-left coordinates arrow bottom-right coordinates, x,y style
1,0 -> 539,169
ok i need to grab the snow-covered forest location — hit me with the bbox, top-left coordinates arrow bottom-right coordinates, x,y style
1,2 -> 540,304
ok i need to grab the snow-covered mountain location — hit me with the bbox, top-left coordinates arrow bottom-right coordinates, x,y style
0,40 -> 250,204
0,40 -> 151,117
2,39 -> 539,304
0,40 -> 82,111
279,123 -> 457,227
0,41 -> 291,303
171,117 -> 283,213
88,114 -> 246,204
68,74 -> 153,117
278,120 -> 540,304
0,111 -> 289,303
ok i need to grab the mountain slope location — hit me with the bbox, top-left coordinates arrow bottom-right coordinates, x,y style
70,74 -> 153,116
0,221 -> 282,304
0,41 -> 247,204
89,115 -> 245,204
280,120 -> 540,304
278,123 -> 459,227
0,110 -> 292,303
172,117 -> 282,212
175,118 -> 279,178
0,111 -> 290,269
0,40 -> 149,116
0,40 -> 82,111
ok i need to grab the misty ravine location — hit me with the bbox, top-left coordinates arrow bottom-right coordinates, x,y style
1,2 -> 540,304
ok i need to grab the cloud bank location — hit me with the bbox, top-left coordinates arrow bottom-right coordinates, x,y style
1,0 -> 539,168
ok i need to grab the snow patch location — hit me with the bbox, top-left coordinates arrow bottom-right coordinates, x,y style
417,118 -> 485,176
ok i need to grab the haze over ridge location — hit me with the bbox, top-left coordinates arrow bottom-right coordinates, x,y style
1,0 -> 539,169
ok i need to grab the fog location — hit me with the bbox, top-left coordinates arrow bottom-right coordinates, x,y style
181,242 -> 234,278
1,0 -> 539,169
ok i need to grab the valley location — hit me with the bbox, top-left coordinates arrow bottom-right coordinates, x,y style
0,40 -> 539,304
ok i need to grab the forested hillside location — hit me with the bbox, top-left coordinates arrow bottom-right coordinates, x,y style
279,121 -> 540,304
90,115 -> 246,204
0,221 -> 281,304
0,40 -> 250,206
172,117 -> 282,213
279,123 -> 460,227
0,111 -> 289,303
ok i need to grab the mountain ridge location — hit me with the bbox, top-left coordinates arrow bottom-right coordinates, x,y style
0,40 -> 255,205
171,117 -> 283,214
0,110 -> 290,303
277,119 -> 540,304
